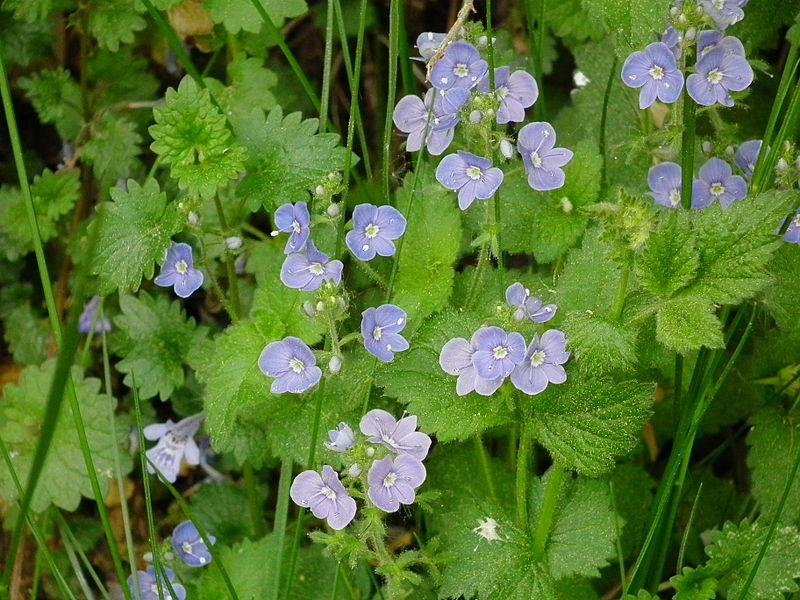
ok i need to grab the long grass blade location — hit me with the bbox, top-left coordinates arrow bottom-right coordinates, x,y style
382,0 -> 401,200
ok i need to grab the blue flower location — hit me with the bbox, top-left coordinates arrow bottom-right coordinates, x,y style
280,241 -> 343,291
127,567 -> 186,600
367,455 -> 426,513
697,30 -> 745,59
435,151 -> 504,211
505,283 -> 557,323
439,337 -> 504,396
415,31 -> 446,61
392,88 -> 468,155
699,0 -> 746,30
734,139 -> 762,180
621,42 -> 684,109
345,203 -> 407,261
359,409 -> 431,461
258,336 -> 322,394
272,202 -> 310,254
692,157 -> 747,208
361,304 -> 409,363
430,41 -> 488,91
143,413 -> 204,484
647,162 -> 683,208
471,326 -> 526,381
154,243 -> 204,298
510,329 -> 570,396
290,465 -> 357,530
324,423 -> 355,453
661,27 -> 681,60
78,295 -> 112,334
687,47 -> 753,107
477,67 -> 539,124
783,209 -> 800,245
517,122 -> 573,191
171,521 -> 215,568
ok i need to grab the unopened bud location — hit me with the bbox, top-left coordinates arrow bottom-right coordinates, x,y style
302,301 -> 316,317
316,301 -> 325,313
328,355 -> 342,374
669,6 -> 679,16
225,236 -> 242,250
560,197 -> 573,214
366,447 -> 375,457
685,27 -> 696,41
469,110 -> 482,123
777,158 -> 789,171
347,463 -> 362,477
500,139 -> 514,160
187,211 -> 200,226
695,4 -> 704,15
678,13 -> 688,24
725,145 -> 735,157
315,185 -> 325,198
477,35 -> 488,47
327,203 -> 340,218
702,141 -> 713,154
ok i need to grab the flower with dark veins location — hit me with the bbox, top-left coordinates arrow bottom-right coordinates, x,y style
647,162 -> 683,208
324,422 -> 356,453
280,241 -> 343,291
430,40 -> 488,91
697,30 -> 745,59
154,242 -> 204,298
471,326 -> 526,382
477,67 -> 539,124
392,88 -> 469,155
171,521 -> 215,568
734,139 -> 762,180
700,0 -> 746,30
258,336 -> 322,394
367,455 -> 427,513
439,337 -> 504,396
510,330 -> 570,395
290,465 -> 357,530
435,151 -> 504,210
691,157 -> 747,208
359,409 -> 432,461
517,122 -> 573,191
505,283 -> 557,323
272,201 -> 310,254
621,42 -> 684,109
360,304 -> 409,363
143,413 -> 204,484
345,203 -> 407,261
687,47 -> 753,107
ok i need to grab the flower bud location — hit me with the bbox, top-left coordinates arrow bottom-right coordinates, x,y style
477,35 -> 488,47
777,158 -> 789,171
669,6 -> 679,16
315,185 -> 325,198
326,203 -> 340,218
685,27 -> 696,41
302,301 -> 316,317
499,139 -> 514,160
316,301 -> 326,313
366,447 -> 375,457
678,13 -> 687,24
702,140 -> 713,154
573,70 -> 590,88
225,236 -> 242,250
347,463 -> 362,477
187,211 -> 200,226
725,145 -> 735,157
328,355 -> 342,374
469,110 -> 482,123
560,197 -> 573,214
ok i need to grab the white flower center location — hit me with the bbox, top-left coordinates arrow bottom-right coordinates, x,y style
707,69 -> 724,85
309,262 -> 325,276
497,86 -> 508,99
454,63 -> 469,78
383,472 -> 398,488
649,65 -> 664,80
365,223 -> 380,238
291,219 -> 301,233
321,485 -> 337,500
182,541 -> 193,554
492,345 -> 508,360
466,166 -> 482,180
530,350 -> 546,367
289,358 -> 305,373
175,260 -> 188,275
710,182 -> 725,196
372,326 -> 382,341
530,151 -> 543,168
668,189 -> 681,206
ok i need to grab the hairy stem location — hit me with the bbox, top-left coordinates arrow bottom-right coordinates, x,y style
474,436 -> 499,505
532,463 -> 565,559
515,424 -> 534,528
680,99 -> 697,210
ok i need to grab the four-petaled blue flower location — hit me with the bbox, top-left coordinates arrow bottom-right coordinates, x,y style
78,295 -> 112,335
324,422 -> 355,453
290,465 -> 357,530
697,30 -> 745,59
128,567 -> 186,600
687,47 -> 753,107
345,203 -> 407,261
517,122 -> 573,191
430,41 -> 488,91
258,336 -> 322,394
621,42 -> 684,109
692,157 -> 747,209
154,242 -> 204,298
143,413 -> 204,484
783,209 -> 800,245
439,337 -> 504,396
392,88 -> 469,155
435,151 -> 504,210
272,202 -> 310,254
700,0 -> 746,30
359,409 -> 432,461
360,304 -> 409,363
505,283 -> 556,323
415,31 -> 446,61
471,326 -> 526,381
171,521 -> 215,568
367,454 -> 427,513
510,329 -> 570,395
280,241 -> 343,291
477,67 -> 539,124
734,139 -> 762,180
648,162 -> 683,208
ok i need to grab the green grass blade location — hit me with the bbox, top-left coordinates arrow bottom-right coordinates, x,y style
396,1 -> 414,97
382,0 -> 401,200
139,0 -> 204,85
55,513 -> 100,600
676,483 -> 703,574
609,481 -> 628,597
270,460 -> 293,600
319,0 -> 336,135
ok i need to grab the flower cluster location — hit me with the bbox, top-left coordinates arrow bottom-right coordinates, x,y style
622,1 -> 753,109
439,283 -> 568,396
290,410 -> 431,529
647,154 -> 748,209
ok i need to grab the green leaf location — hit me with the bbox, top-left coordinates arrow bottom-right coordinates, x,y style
88,47 -> 160,109
203,0 -> 307,33
609,463 -> 656,558
112,292 -> 209,401
655,296 -> 724,354
87,0 -> 146,51
526,379 -> 654,476
636,211 -> 699,298
0,360 -> 132,512
189,481 -> 255,544
2,304 -> 49,366
561,310 -> 638,376
2,0 -> 53,23
747,408 -> 800,525
672,567 -> 719,600
0,15 -> 52,67
555,228 -> 620,317
763,244 -> 800,342
206,54 -> 278,123
376,309 -> 513,443
149,76 -> 246,199
18,68 -> 83,140
579,0 -> 672,55
235,107 -> 349,212
80,113 -> 143,186
91,179 -> 184,295
392,172 -> 461,321
500,140 -> 602,263
196,535 -> 276,599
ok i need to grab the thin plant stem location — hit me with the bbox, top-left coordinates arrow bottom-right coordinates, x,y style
473,436 -> 499,505
243,461 -> 265,538
486,0 -> 496,90
465,243 -> 490,311
396,0 -> 414,96
56,512 -> 109,600
610,260 -> 631,321
356,260 -> 389,290
271,460 -> 294,600
531,463 -> 565,559
676,483 -> 704,574
382,0 -> 401,200
213,195 -> 242,320
680,98 -> 697,210
319,0 -> 335,134
609,481 -> 628,598
600,55 -> 619,193
515,424 -> 534,528
139,0 -> 204,85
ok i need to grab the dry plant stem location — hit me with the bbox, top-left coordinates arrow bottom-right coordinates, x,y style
425,1 -> 476,82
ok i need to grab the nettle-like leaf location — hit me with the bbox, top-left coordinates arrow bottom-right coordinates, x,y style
555,228 -> 620,317
2,304 -> 49,366
206,54 -> 278,124
526,379 -> 654,476
636,211 -> 699,299
579,0 -> 672,56
0,361 -> 132,513
87,0 -> 146,51
235,107 -> 350,213
88,47 -> 160,109
0,168 -> 80,261
654,296 -> 725,354
392,172 -> 462,322
0,16 -> 52,67
91,179 -> 183,295
762,244 -> 800,342
149,76 -> 246,199
112,292 -> 209,401
196,535 -> 276,599
203,0 -> 307,33
80,112 -> 143,186
2,0 -> 53,22
500,140 -> 602,263
18,68 -> 83,140
747,408 -> 800,525
376,309 -> 513,443
561,311 -> 638,376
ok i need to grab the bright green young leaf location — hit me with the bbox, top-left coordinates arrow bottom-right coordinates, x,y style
112,292 -> 209,401
203,0 -> 307,33
526,379 -> 654,476
18,68 -> 83,140
561,310 -> 638,376
149,76 -> 246,199
87,0 -> 146,51
91,178 -> 183,295
636,211 -> 699,298
0,361 -> 132,512
655,296 -> 724,354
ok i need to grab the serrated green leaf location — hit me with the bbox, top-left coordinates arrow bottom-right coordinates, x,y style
203,0 -> 307,33
2,304 -> 49,365
196,535 -> 276,599
562,310 -> 638,376
18,68 -> 83,140
0,15 -> 52,67
655,296 -> 724,354
527,379 -> 654,476
88,47 -> 160,109
206,54 -> 278,121
609,463 -> 655,558
88,0 -> 146,51
189,481 -> 255,544
112,292 -> 209,401
149,76 -> 246,199
80,113 -> 142,186
91,178 -> 184,295
579,0 -> 671,55
763,244 -> 800,342
0,361 -> 132,512
555,228 -> 620,317
636,211 -> 699,298
2,0 -> 53,23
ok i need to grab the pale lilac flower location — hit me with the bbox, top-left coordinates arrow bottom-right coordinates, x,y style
78,295 -> 112,334
272,202 -> 310,254
734,139 -> 762,179
359,409 -> 432,461
783,210 -> 800,245
324,423 -> 355,453
621,42 -> 684,109
648,162 -> 683,208
415,31 -> 446,61
392,88 -> 469,155
154,242 -> 204,298
367,455 -> 426,513
128,567 -> 186,600
143,413 -> 203,484
171,521 -> 214,568
505,283 -> 556,323
290,465 -> 357,530
435,151 -> 504,210
662,27 -> 681,60
692,157 -> 748,208
697,30 -> 745,59
471,326 -> 526,381
477,67 -> 539,124
510,329 -> 570,396
687,47 -> 753,107
430,40 -> 488,90
360,304 -> 409,363
517,122 -> 573,191
345,203 -> 407,261
700,0 -> 746,30
258,336 -> 322,394
438,337 -> 503,396
280,241 -> 343,291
